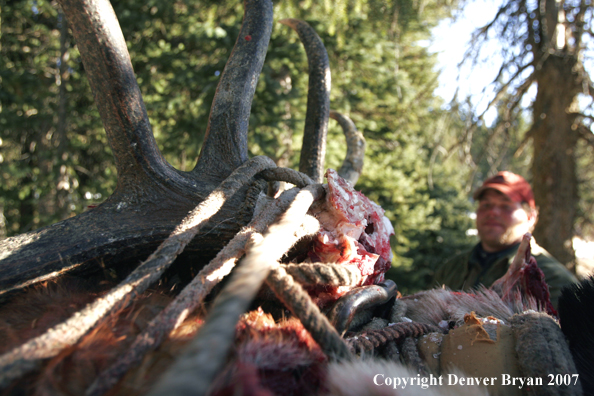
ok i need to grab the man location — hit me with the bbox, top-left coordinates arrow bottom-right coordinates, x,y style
433,171 -> 577,309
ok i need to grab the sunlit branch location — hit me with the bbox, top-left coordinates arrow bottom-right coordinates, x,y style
461,1 -> 517,70
571,0 -> 587,50
569,112 -> 594,124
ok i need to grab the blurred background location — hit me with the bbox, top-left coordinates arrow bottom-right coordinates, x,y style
2,0 -> 594,293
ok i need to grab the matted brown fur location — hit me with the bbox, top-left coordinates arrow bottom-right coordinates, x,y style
0,278 -> 197,396
323,360 -> 490,396
0,278 -> 107,354
0,278 -> 576,396
1,281 -> 330,396
210,309 -> 328,396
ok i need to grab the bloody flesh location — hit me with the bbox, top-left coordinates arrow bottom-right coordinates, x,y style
308,169 -> 394,288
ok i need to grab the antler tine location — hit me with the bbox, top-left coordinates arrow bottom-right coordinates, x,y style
330,110 -> 366,186
58,0 -> 185,192
280,19 -> 331,184
192,0 -> 274,183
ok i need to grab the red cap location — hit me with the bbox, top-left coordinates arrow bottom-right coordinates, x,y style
473,171 -> 535,209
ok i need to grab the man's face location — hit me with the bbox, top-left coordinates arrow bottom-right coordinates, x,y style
476,189 -> 535,252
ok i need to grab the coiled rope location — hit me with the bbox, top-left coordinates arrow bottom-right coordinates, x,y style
282,263 -> 362,287
346,322 -> 439,354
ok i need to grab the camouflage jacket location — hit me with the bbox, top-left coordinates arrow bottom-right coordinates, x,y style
433,239 -> 578,309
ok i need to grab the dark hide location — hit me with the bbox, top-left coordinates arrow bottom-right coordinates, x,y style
559,275 -> 594,396
0,278 -> 191,396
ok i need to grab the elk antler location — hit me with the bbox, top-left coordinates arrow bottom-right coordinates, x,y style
193,0 -> 273,183
331,110 -> 366,186
280,19 -> 331,184
58,0 -> 185,194
0,0 -> 274,299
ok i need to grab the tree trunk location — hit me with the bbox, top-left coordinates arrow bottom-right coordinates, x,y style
531,55 -> 581,271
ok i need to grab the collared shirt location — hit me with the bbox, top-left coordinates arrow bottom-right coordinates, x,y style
433,240 -> 578,309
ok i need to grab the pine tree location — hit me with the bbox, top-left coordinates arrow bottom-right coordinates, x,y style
454,0 -> 594,270
1,0 -> 472,292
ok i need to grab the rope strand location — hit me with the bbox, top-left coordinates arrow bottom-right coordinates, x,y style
282,263 -> 362,287
266,266 -> 352,360
0,156 -> 276,390
346,322 -> 439,354
86,186 -> 303,396
147,184 -> 324,396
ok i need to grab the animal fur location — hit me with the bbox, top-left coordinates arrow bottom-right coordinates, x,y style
398,286 -> 538,328
0,278 -> 196,396
322,360 -> 489,396
0,273 -> 583,396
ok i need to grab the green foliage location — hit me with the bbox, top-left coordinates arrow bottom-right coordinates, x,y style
1,0 -> 113,234
1,0 -> 476,293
